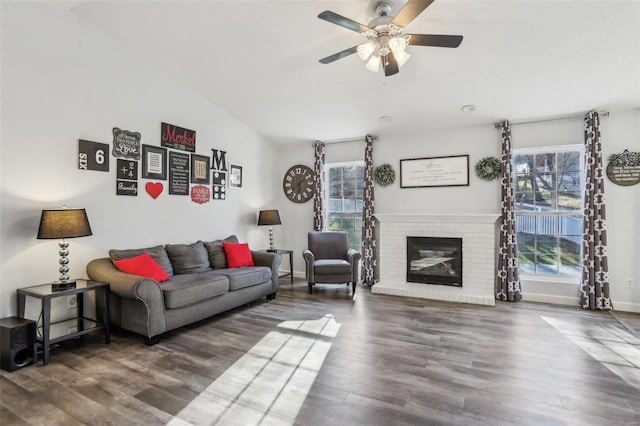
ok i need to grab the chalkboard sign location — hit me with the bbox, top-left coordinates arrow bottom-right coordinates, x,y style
169,152 -> 190,195
161,122 -> 196,152
112,128 -> 141,160
78,140 -> 109,172
117,159 -> 138,181
116,180 -> 138,196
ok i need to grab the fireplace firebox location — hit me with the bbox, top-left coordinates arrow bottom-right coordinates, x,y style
406,237 -> 462,287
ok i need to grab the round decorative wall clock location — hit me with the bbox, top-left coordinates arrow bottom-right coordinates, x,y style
283,165 -> 315,203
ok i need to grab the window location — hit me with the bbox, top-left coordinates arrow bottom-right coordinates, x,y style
326,161 -> 364,251
513,145 -> 583,277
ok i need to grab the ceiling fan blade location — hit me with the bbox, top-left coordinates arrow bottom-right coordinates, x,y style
392,0 -> 435,28
318,11 -> 371,33
319,46 -> 359,64
407,34 -> 463,48
383,54 -> 399,76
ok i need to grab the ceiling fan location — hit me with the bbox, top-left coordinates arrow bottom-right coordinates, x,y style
318,0 -> 463,76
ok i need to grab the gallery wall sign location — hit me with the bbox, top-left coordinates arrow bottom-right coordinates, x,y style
191,154 -> 210,184
145,182 -> 164,199
211,149 -> 228,200
142,145 -> 167,180
168,152 -> 189,195
116,159 -> 138,196
78,139 -> 109,172
161,122 -> 196,152
191,185 -> 210,204
117,180 -> 138,196
607,150 -> 640,186
112,128 -> 141,160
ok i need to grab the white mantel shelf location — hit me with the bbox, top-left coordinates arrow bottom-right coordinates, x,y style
374,213 -> 501,224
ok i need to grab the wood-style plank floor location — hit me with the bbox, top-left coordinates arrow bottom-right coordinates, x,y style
2,280 -> 639,426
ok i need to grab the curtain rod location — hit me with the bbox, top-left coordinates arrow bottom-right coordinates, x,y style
494,111 -> 609,129
313,135 -> 377,146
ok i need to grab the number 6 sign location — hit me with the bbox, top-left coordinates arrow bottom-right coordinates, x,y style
78,139 -> 109,172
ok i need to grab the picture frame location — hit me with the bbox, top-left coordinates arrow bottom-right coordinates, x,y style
190,154 -> 210,184
229,164 -> 243,188
400,155 -> 469,188
141,145 -> 167,180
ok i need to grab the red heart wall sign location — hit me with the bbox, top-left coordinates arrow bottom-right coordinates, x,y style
145,182 -> 164,199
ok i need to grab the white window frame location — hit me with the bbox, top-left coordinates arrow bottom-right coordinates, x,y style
325,160 -> 364,251
513,144 -> 584,279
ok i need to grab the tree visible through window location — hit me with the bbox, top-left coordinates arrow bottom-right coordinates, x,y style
326,162 -> 364,252
513,145 -> 583,277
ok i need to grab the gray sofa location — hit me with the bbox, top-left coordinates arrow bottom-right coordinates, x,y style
86,235 -> 280,345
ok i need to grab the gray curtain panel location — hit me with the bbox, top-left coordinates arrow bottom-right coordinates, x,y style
313,141 -> 326,231
496,121 -> 522,302
580,111 -> 612,310
361,135 -> 377,286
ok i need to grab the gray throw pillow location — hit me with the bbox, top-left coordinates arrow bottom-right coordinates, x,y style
165,241 -> 212,275
109,244 -> 174,276
203,235 -> 239,269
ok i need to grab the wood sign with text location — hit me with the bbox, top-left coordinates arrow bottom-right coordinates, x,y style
169,152 -> 190,195
112,128 -> 141,160
161,122 -> 196,152
78,140 -> 109,172
606,150 -> 640,186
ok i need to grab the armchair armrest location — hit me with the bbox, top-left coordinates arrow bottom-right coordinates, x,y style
302,249 -> 316,283
251,250 -> 281,293
346,249 -> 362,283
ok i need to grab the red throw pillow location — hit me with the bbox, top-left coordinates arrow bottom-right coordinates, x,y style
114,252 -> 170,282
222,242 -> 255,268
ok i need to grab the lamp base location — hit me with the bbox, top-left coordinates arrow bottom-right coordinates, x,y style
51,280 -> 76,292
267,249 -> 278,253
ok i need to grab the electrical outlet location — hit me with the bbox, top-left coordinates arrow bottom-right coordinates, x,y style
68,295 -> 77,309
626,278 -> 634,289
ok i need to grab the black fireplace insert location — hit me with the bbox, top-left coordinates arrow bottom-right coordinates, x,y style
406,236 -> 462,287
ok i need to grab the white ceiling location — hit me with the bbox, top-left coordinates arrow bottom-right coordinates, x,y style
69,0 -> 640,145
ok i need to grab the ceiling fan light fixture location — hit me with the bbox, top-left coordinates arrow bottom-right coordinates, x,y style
388,36 -> 408,54
365,54 -> 381,72
393,50 -> 411,68
357,42 -> 376,60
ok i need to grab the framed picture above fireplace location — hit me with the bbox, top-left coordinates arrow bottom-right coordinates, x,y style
400,155 -> 469,188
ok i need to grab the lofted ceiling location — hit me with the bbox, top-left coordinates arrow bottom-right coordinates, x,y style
69,0 -> 640,145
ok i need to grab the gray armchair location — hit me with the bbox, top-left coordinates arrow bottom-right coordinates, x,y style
303,231 -> 361,295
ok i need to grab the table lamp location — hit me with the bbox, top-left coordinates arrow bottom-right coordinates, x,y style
37,208 -> 92,291
257,210 -> 281,252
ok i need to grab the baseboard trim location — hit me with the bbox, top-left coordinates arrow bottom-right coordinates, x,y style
522,292 -> 640,313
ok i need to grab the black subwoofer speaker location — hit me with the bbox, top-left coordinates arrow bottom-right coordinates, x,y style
0,317 -> 37,372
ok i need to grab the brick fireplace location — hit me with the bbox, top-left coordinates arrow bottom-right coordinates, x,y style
372,214 -> 500,306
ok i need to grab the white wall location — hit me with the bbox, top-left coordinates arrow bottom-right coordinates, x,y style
279,110 -> 640,312
0,2 -> 279,318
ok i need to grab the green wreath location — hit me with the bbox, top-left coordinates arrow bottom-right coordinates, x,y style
373,163 -> 396,186
474,156 -> 502,181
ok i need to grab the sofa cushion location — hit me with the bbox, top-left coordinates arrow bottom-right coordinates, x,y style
160,273 -> 229,309
113,253 -> 170,282
203,235 -> 239,269
165,241 -> 212,275
223,242 -> 255,268
212,267 -> 272,291
110,245 -> 174,276
314,259 -> 352,275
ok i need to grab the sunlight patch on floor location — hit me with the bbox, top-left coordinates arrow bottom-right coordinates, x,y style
541,315 -> 640,390
167,314 -> 340,425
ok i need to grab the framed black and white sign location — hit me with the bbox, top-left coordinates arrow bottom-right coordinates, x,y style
229,164 -> 242,188
116,180 -> 138,196
400,155 -> 470,188
190,154 -> 210,184
169,151 -> 190,195
78,139 -> 109,172
142,145 -> 167,180
112,128 -> 141,160
117,159 -> 138,181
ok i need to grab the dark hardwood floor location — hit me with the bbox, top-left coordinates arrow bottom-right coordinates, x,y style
2,280 -> 639,425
